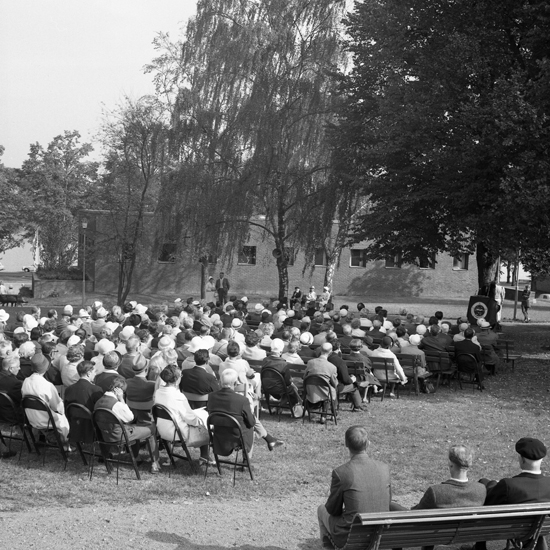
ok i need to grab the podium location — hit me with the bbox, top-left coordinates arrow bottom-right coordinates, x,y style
467,295 -> 499,326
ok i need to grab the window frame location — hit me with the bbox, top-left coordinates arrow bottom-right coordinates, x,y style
350,248 -> 368,268
238,245 -> 257,266
385,253 -> 402,269
314,247 -> 328,267
453,253 -> 469,270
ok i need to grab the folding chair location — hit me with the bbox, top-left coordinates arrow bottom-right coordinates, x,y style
500,339 -> 521,372
0,391 -> 32,453
456,353 -> 484,392
152,404 -> 197,475
182,392 -> 209,410
205,411 -> 253,485
371,358 -> 400,401
302,375 -> 337,425
424,350 -> 456,391
92,408 -> 154,483
21,395 -> 68,469
261,366 -> 299,419
65,403 -> 97,469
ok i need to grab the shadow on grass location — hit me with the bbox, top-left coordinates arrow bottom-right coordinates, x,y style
146,531 -> 287,550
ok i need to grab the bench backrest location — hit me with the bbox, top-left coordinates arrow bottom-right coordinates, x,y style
346,504 -> 550,550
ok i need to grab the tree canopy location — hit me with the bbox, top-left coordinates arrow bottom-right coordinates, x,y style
340,0 -> 550,287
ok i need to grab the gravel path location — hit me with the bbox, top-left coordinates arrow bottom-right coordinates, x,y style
0,494 -> 321,550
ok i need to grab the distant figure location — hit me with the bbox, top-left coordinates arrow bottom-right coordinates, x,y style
205,276 -> 216,303
215,272 -> 230,305
521,284 -> 531,323
0,281 -> 6,295
490,281 -> 506,326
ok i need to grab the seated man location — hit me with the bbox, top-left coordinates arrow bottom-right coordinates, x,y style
64,360 -> 103,411
179,349 -> 220,396
94,377 -> 161,474
317,426 -> 392,548
419,325 -> 449,353
95,351 -> 123,392
125,357 -> 156,423
0,354 -> 23,423
21,353 -> 70,448
207,369 -> 283,454
454,328 -> 484,386
474,438 -> 550,550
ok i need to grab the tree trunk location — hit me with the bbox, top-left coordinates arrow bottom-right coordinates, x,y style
276,255 -> 289,301
199,257 -> 208,299
475,242 -> 499,292
324,249 -> 339,290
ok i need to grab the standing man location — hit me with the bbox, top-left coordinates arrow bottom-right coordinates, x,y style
521,284 -> 532,323
317,426 -> 392,548
215,272 -> 230,305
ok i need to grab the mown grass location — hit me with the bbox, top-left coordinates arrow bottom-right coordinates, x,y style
1,324 -> 549,513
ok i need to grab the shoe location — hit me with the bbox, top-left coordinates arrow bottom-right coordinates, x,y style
267,438 -> 285,451
0,450 -> 17,459
319,417 -> 326,424
199,457 -> 216,467
351,406 -> 364,412
388,393 -> 396,399
63,444 -> 74,453
150,462 -> 161,474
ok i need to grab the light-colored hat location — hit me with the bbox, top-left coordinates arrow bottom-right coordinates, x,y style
92,301 -> 103,309
118,326 -> 135,342
188,336 -> 207,353
339,309 -> 348,317
231,318 -> 243,329
459,322 -> 469,332
95,339 -> 115,355
270,338 -> 285,354
105,321 -> 119,333
79,308 -> 90,319
409,334 -> 421,346
39,317 -> 48,326
254,303 -> 263,313
192,300 -> 200,307
96,307 -> 108,318
158,336 -> 175,352
63,305 -> 73,315
241,296 -> 248,303
0,309 -> 9,323
300,332 -> 314,345
416,325 -> 427,336
200,335 -> 216,350
478,319 -> 490,328
323,312 -> 331,320
287,310 -> 295,318
128,301 -> 138,309
210,313 -> 220,323
135,304 -> 147,315
67,335 -> 81,347
13,327 -> 25,334
174,298 -> 182,303
23,314 -> 38,332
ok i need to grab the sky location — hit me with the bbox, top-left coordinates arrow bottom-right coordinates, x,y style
0,0 -> 197,168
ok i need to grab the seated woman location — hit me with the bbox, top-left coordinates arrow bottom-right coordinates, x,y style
153,364 -> 211,464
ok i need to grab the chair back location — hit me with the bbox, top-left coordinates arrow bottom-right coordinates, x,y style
207,411 -> 247,456
424,350 -> 452,373
261,366 -> 287,397
182,391 -> 209,409
66,402 -> 95,444
0,391 -> 20,424
303,373 -> 334,404
371,358 -> 399,383
93,407 -> 126,445
152,403 -> 186,443
21,395 -> 58,431
456,353 -> 480,373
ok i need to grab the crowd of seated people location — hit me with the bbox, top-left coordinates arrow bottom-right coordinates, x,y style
0,296 -> 501,460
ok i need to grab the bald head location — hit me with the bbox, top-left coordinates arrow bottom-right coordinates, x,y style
320,343 -> 333,356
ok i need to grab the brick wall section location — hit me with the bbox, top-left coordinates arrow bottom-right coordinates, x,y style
89,213 -> 478,298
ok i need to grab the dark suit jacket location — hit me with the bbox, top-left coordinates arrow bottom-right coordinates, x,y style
215,277 -> 230,292
328,353 -> 354,388
454,339 -> 482,364
180,366 -> 220,395
64,378 -> 103,411
0,370 -> 23,422
485,472 -> 550,506
413,479 -> 486,509
95,371 -> 121,392
419,335 -> 448,353
207,387 -> 255,455
325,454 -> 391,547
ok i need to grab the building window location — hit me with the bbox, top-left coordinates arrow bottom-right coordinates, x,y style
385,254 -> 402,269
238,245 -> 256,265
315,248 -> 327,266
350,249 -> 368,267
284,247 -> 295,266
453,253 -> 469,270
158,243 -> 176,263
419,254 -> 436,269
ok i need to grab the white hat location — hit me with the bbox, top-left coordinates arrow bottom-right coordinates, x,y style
174,298 -> 182,303
0,309 -> 9,323
135,304 -> 147,315
118,326 -> 135,341
241,296 -> 248,303
416,324 -> 427,336
95,339 -> 115,354
188,336 -> 206,353
270,338 -> 285,354
79,308 -> 90,319
158,336 -> 175,352
254,303 -> 263,313
96,307 -> 108,318
300,332 -> 314,345
339,309 -> 348,317
105,321 -> 119,333
324,286 -> 329,291
286,310 -> 295,318
479,319 -> 491,328
67,335 -> 81,347
63,305 -> 73,315
323,312 -> 331,320
13,327 -> 25,334
210,313 -> 221,323
409,334 -> 421,346
128,301 -> 138,309
231,318 -> 243,329
192,300 -> 200,306
23,314 -> 38,331
200,335 -> 216,350
92,301 -> 103,309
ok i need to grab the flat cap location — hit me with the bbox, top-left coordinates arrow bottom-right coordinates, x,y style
516,438 -> 547,460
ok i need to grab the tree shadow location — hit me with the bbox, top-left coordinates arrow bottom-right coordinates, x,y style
146,531 -> 289,550
346,264 -> 425,297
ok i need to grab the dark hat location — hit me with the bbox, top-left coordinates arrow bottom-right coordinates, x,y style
31,353 -> 50,374
516,438 -> 547,460
131,354 -> 148,373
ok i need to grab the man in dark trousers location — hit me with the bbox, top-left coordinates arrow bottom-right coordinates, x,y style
473,437 -> 550,550
215,272 -> 230,305
454,328 -> 484,387
317,426 -> 392,548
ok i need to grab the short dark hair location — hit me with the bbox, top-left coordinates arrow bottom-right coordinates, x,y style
77,360 -> 95,377
357,302 -> 365,311
464,328 -> 474,339
345,426 -> 369,453
30,327 -> 42,341
395,326 -> 406,338
109,376 -> 127,392
47,309 -> 57,318
245,332 -> 259,347
435,311 -> 443,320
227,341 -> 240,358
12,333 -> 29,348
194,349 -> 209,366
160,364 -> 180,385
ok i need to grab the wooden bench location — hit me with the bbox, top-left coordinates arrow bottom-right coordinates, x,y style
332,503 -> 550,550
499,339 -> 521,372
0,294 -> 28,307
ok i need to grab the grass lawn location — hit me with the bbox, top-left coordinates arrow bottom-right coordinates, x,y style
1,324 -> 549,515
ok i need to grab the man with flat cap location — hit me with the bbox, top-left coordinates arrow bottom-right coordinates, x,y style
473,437 -> 550,550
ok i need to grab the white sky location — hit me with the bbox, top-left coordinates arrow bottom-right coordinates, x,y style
0,0 -> 196,168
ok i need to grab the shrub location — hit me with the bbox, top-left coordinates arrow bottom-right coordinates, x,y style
35,267 -> 86,280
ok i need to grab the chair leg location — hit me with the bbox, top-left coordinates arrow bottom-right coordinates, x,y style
76,442 -> 87,466
233,449 -> 239,487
